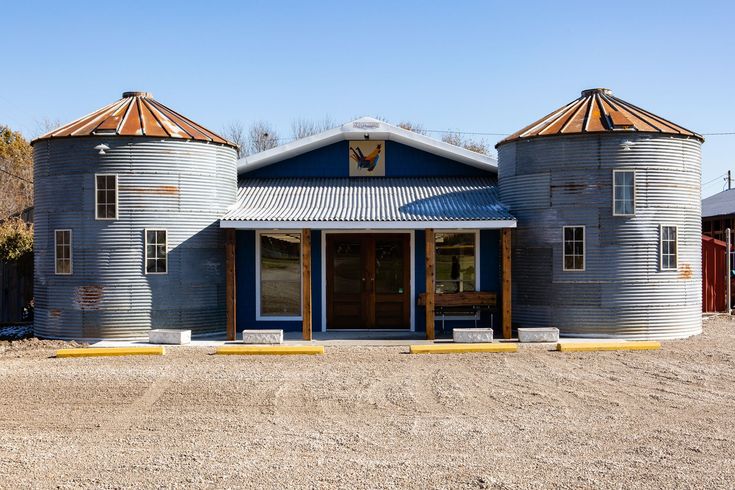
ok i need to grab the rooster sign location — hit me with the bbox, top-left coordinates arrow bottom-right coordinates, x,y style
349,141 -> 385,176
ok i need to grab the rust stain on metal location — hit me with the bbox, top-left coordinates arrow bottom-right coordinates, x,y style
679,264 -> 693,280
32,92 -> 237,148
49,309 -> 61,318
497,88 -> 704,147
124,185 -> 179,195
550,183 -> 602,192
75,285 -> 104,310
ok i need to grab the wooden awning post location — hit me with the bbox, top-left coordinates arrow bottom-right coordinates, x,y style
501,228 -> 512,339
425,229 -> 435,340
225,228 -> 237,341
302,229 -> 313,341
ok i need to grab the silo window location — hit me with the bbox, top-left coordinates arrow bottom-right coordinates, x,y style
54,229 -> 72,275
145,229 -> 168,274
562,226 -> 585,271
613,170 -> 635,216
660,226 -> 678,271
95,174 -> 118,220
257,232 -> 302,319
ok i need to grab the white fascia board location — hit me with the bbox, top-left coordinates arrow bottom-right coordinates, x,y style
220,219 -> 517,230
237,117 -> 498,174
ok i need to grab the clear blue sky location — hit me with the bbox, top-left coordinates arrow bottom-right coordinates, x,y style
3,0 -> 732,196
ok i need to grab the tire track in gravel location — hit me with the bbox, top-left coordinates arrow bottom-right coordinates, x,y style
98,376 -> 172,432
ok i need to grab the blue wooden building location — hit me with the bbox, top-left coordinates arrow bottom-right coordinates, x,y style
220,118 -> 516,340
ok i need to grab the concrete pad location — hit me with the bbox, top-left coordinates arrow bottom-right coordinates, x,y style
216,345 -> 324,355
518,327 -> 559,343
557,341 -> 661,352
243,329 -> 283,344
149,329 -> 191,345
453,328 -> 493,343
409,343 -> 517,354
56,346 -> 166,358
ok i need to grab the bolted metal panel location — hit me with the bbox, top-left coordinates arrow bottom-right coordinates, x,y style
33,137 -> 237,339
498,133 -> 702,340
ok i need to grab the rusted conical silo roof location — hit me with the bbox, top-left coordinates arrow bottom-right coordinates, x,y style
32,91 -> 237,147
496,88 -> 703,148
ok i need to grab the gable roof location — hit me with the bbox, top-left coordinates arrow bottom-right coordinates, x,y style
237,117 -> 497,174
702,188 -> 735,218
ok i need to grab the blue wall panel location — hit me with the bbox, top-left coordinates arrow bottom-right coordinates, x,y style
242,141 -> 494,179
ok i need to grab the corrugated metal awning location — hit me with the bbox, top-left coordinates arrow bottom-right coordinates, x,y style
220,177 -> 516,229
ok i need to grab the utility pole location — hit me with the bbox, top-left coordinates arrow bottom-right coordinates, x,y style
729,170 -> 732,190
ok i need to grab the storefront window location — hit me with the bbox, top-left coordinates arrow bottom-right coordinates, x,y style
259,233 -> 301,317
435,232 -> 476,294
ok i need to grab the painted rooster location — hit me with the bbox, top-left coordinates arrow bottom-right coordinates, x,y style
350,144 -> 382,172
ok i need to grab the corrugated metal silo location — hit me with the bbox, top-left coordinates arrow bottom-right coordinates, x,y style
32,92 -> 238,339
497,88 -> 704,339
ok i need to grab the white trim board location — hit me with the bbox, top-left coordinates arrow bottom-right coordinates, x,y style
255,230 -> 304,321
221,219 -> 517,230
237,117 -> 497,175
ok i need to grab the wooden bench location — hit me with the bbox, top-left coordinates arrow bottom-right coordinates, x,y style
417,292 -> 497,332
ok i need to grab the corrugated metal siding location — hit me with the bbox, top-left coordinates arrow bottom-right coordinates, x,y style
498,133 -> 702,340
223,177 -> 514,223
33,137 -> 237,339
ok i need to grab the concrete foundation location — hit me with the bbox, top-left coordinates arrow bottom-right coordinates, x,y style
149,329 -> 191,345
518,327 -> 559,343
243,329 -> 284,344
453,328 -> 493,343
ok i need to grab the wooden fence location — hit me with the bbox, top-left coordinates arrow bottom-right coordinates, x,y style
0,254 -> 33,322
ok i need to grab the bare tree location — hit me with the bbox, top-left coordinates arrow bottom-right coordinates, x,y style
290,116 -> 335,140
397,121 -> 428,135
33,118 -> 62,139
246,121 -> 279,156
441,131 -> 489,155
220,121 -> 247,158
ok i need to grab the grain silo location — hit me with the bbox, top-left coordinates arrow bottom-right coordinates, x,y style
32,92 -> 238,339
497,88 -> 703,339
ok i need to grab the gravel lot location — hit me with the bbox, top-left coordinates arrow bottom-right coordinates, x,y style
1,317 -> 734,489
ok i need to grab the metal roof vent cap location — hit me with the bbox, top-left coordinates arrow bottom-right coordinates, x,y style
122,91 -> 152,98
581,88 -> 612,97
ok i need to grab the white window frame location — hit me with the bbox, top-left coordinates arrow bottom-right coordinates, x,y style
95,173 -> 119,220
54,229 -> 73,275
433,230 -> 481,321
660,225 -> 679,271
255,230 -> 303,321
562,226 -> 586,272
612,169 -> 636,217
144,228 -> 168,275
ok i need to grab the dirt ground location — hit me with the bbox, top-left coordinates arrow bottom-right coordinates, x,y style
1,318 -> 734,489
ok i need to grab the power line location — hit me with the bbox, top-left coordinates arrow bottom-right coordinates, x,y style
0,165 -> 33,185
703,173 -> 727,186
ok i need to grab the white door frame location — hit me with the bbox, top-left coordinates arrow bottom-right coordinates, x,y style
321,230 -> 415,332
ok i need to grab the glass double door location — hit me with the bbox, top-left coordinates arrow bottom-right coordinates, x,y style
326,234 -> 410,329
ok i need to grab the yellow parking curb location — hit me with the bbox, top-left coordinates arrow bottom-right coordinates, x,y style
215,345 -> 325,355
56,346 -> 166,358
409,343 -> 518,354
556,341 -> 661,352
